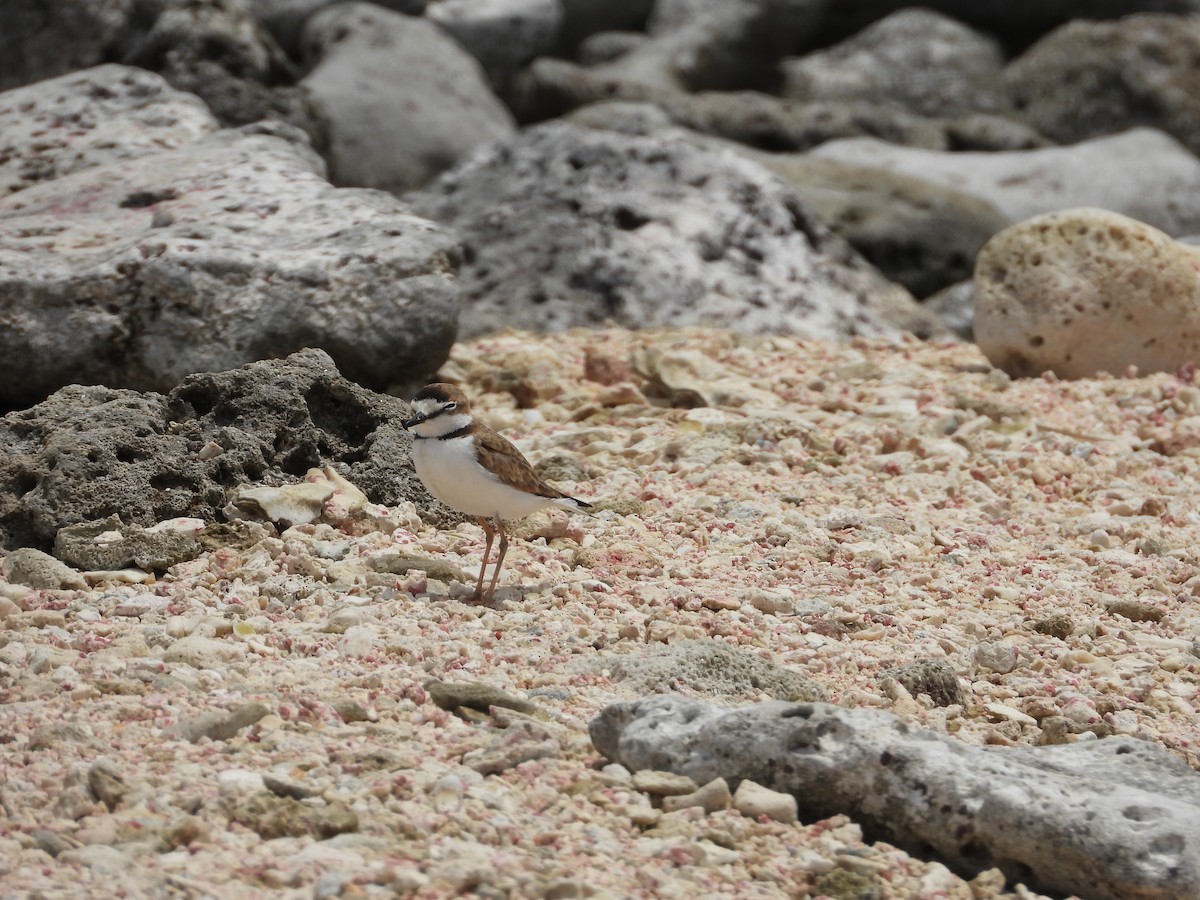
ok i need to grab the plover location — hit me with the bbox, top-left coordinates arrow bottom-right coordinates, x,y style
402,383 -> 592,603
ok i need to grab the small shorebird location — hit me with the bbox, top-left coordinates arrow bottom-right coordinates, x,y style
402,383 -> 592,603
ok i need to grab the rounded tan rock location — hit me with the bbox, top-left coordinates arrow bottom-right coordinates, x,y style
973,208 -> 1200,378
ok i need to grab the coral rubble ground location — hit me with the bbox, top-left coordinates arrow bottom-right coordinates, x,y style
3,328 -> 1199,898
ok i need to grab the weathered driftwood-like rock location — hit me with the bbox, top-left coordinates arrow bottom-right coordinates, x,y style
591,695 -> 1200,900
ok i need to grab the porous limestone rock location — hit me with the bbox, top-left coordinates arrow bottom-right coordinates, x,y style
0,66 -> 218,197
600,639 -> 827,701
590,695 -> 1200,900
0,350 -> 445,552
0,79 -> 459,406
407,122 -> 940,341
973,208 -> 1200,378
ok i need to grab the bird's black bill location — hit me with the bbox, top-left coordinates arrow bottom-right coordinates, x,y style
402,412 -> 428,429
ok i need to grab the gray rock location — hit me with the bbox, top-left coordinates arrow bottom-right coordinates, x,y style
427,0 -> 563,87
590,695 -> 1200,900
566,104 -> 1005,295
301,2 -> 515,194
605,0 -> 826,92
810,128 -> 1200,238
577,30 -> 649,65
603,639 -> 827,701
782,9 -> 1009,119
0,0 -> 317,138
1,548 -> 87,590
883,658 -> 966,707
0,100 -> 459,406
555,0 -> 654,50
121,0 -> 318,139
520,59 -> 1043,153
924,280 -> 975,340
407,122 -> 939,341
0,349 -> 437,551
248,0 -> 429,57
54,516 -> 200,572
167,702 -> 271,742
1006,15 -> 1200,156
0,0 -> 137,90
87,759 -> 130,811
0,66 -> 218,198
814,1 -> 1200,50
744,153 -> 1008,298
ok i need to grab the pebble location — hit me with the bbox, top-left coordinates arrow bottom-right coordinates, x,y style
743,587 -> 795,615
425,680 -> 541,716
162,634 -> 249,667
167,702 -> 271,743
732,780 -> 798,824
974,640 -> 1021,674
661,777 -> 731,813
632,770 -> 700,797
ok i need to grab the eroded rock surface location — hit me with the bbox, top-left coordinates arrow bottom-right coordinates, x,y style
591,695 -> 1200,900
407,122 -> 939,340
0,350 -> 436,551
0,68 -> 459,408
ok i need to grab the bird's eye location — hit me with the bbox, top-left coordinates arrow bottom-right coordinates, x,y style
445,402 -> 457,411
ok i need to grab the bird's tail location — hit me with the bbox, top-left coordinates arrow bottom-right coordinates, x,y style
552,495 -> 594,514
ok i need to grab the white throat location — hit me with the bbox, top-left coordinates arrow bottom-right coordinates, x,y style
412,410 -> 473,440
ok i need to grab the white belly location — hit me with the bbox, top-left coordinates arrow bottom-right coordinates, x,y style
411,436 -> 559,521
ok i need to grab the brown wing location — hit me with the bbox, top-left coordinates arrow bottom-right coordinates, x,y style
474,425 -> 568,499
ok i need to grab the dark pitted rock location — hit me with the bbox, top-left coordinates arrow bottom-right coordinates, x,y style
427,0 -> 563,88
301,3 -> 515,194
0,350 -> 437,552
121,0 -> 319,140
811,128 -> 1200,238
248,0 -> 430,58
567,104 -> 1007,296
0,83 -> 459,407
591,695 -> 1200,900
407,122 -> 940,341
0,0 -> 319,141
0,66 -> 218,198
882,658 -> 966,707
0,0 -> 137,90
555,0 -> 655,51
1006,15 -> 1200,156
54,516 -> 200,572
782,9 -> 1009,119
603,639 -> 827,701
